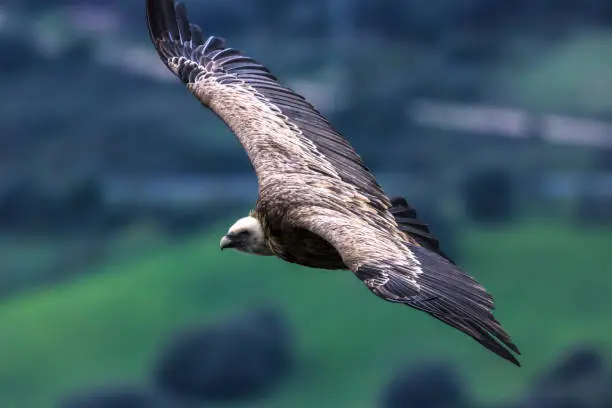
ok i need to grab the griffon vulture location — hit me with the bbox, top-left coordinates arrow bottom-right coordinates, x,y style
146,0 -> 521,366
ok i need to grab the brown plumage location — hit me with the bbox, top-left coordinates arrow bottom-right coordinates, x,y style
146,0 -> 521,366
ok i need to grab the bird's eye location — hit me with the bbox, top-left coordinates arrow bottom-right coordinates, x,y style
237,230 -> 250,237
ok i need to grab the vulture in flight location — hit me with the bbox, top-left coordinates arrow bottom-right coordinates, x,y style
146,0 -> 521,366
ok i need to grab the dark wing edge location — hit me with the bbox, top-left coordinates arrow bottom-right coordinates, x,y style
145,0 -> 391,213
357,244 -> 521,366
389,196 -> 454,263
146,0 -> 278,83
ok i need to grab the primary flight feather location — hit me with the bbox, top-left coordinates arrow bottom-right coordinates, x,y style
146,0 -> 521,366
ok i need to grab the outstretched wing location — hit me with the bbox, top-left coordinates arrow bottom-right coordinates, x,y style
146,0 -> 389,213
284,203 -> 521,366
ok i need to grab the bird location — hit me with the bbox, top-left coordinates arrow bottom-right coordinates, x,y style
146,0 -> 521,366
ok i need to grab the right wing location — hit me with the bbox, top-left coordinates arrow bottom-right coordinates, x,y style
146,0 -> 390,214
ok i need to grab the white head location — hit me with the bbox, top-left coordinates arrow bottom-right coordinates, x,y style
219,216 -> 271,255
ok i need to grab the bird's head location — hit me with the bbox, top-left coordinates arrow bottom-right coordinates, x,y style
220,216 -> 271,255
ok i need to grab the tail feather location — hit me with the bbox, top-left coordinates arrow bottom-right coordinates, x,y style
389,196 -> 454,263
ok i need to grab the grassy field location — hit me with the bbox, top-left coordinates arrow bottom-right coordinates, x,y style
0,221 -> 611,408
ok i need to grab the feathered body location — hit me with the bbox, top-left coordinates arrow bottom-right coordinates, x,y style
254,196 -> 445,270
146,0 -> 521,366
253,209 -> 343,270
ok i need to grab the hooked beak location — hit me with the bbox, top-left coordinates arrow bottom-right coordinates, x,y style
220,235 -> 235,250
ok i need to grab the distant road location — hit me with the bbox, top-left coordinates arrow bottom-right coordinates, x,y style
101,173 -> 423,206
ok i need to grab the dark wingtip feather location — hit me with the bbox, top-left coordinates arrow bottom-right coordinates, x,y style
406,244 -> 521,366
146,0 -> 177,44
389,196 -> 454,263
190,23 -> 204,44
175,2 -> 191,43
146,0 -> 229,61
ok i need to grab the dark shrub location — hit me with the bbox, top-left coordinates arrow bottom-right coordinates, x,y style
57,385 -> 161,408
462,168 -> 515,225
65,179 -> 102,217
0,36 -> 42,76
61,178 -> 104,231
524,344 -> 611,408
0,178 -> 105,232
574,195 -> 612,227
542,344 -> 605,385
380,360 -> 470,408
153,305 -> 292,403
0,181 -> 49,229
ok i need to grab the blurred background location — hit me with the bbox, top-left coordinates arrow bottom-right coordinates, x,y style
0,0 -> 611,407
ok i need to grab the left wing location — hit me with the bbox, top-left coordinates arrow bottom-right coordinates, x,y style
282,203 -> 521,366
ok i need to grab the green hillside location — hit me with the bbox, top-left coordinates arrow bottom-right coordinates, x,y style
0,222 -> 611,408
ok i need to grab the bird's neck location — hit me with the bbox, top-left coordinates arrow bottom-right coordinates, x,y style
249,209 -> 275,256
